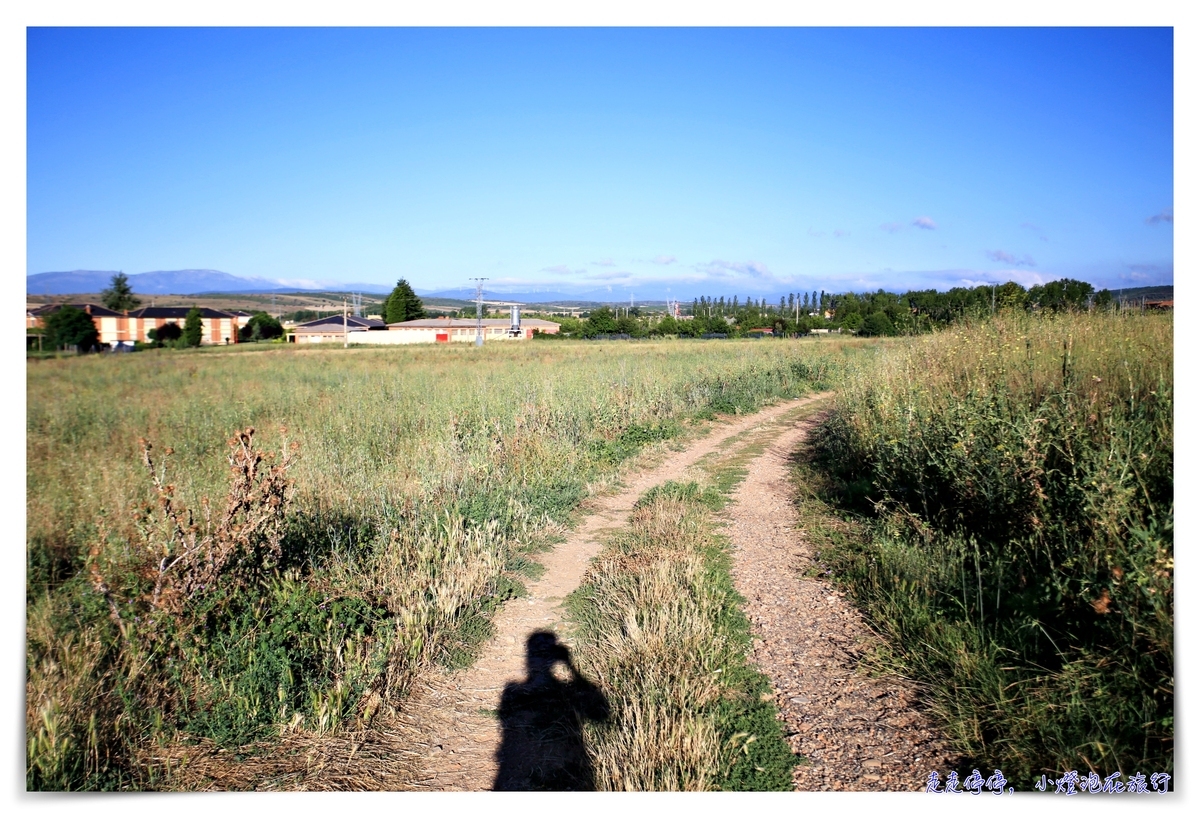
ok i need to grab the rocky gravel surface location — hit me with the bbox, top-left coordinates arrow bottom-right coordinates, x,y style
722,409 -> 957,791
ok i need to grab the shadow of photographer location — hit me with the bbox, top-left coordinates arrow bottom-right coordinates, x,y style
492,630 -> 610,791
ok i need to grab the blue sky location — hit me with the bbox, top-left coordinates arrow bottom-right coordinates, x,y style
27,27 -> 1174,299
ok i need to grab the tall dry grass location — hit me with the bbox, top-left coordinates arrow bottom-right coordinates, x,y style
27,338 -> 840,789
807,310 -> 1172,782
567,482 -> 795,791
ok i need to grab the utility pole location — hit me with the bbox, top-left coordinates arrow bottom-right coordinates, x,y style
471,278 -> 488,347
343,297 -> 348,348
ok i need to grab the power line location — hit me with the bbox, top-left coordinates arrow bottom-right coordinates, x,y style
470,278 -> 488,347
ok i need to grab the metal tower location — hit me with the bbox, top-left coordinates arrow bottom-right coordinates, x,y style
470,278 -> 488,346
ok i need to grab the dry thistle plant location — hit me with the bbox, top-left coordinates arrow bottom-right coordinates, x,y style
89,426 -> 298,637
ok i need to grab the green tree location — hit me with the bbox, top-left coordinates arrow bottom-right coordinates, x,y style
652,315 -> 680,336
184,308 -> 204,347
858,311 -> 896,337
1028,278 -> 1094,313
840,312 -> 863,332
43,305 -> 99,351
586,306 -> 618,335
99,272 -> 141,311
239,311 -> 283,342
615,315 -> 645,337
555,316 -> 585,337
382,279 -> 426,323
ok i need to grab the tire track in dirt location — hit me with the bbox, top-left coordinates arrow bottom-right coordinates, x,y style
403,392 -> 833,791
721,408 -> 954,791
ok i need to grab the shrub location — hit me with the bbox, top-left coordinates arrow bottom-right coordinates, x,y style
148,322 -> 182,347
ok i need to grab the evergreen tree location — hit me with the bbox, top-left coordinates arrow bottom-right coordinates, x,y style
184,307 -> 204,347
803,293 -> 810,311
100,272 -> 141,311
382,279 -> 427,323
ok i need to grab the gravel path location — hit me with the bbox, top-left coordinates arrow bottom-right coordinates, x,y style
405,393 -> 833,791
722,407 -> 955,791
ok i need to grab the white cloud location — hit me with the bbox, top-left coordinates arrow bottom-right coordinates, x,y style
693,259 -> 775,280
588,270 -> 634,281
959,269 -> 1046,288
985,250 -> 1036,267
540,264 -> 586,275
912,216 -> 938,230
651,255 -> 677,265
591,258 -> 616,267
274,278 -> 329,289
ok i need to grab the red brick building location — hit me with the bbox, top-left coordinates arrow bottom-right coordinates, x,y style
27,303 -> 241,346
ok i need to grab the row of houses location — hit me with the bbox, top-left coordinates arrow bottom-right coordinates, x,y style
27,303 -> 563,348
27,303 -> 251,347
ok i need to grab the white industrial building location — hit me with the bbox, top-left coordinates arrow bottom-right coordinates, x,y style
289,309 -> 559,345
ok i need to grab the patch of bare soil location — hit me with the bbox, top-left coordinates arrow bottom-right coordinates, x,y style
406,393 -> 833,791
721,409 -> 955,791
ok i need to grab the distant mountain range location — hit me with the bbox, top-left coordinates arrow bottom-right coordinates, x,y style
32,269 -> 1159,307
25,270 -> 648,304
26,270 -> 395,296
418,287 -> 635,304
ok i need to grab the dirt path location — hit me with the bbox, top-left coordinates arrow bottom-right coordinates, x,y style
721,408 -> 954,791
403,392 -> 833,790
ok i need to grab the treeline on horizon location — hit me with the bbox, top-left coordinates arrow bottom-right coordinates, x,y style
540,278 -> 1131,339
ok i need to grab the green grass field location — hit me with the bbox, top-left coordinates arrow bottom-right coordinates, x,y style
26,337 -> 846,790
26,312 -> 1173,790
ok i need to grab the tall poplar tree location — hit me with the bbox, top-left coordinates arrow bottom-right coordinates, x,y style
184,307 -> 204,347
